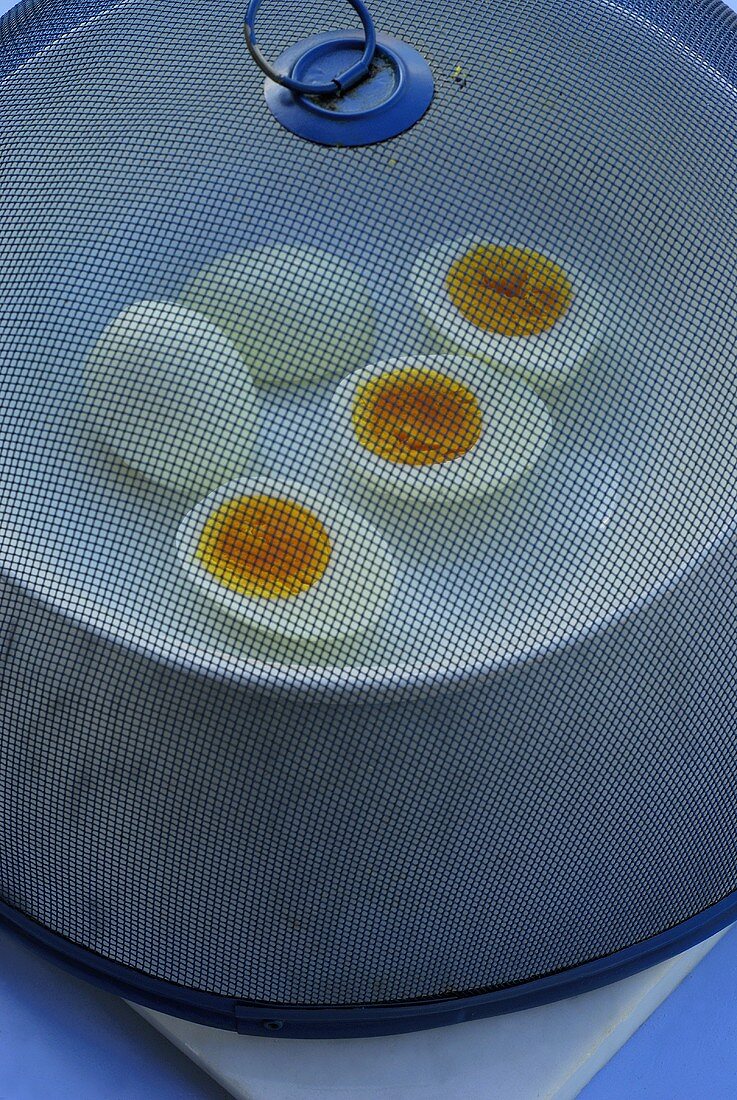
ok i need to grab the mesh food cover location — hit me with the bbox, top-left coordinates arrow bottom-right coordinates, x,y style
3,0 -> 737,1037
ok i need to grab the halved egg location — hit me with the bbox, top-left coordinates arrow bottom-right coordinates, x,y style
410,239 -> 604,391
177,478 -> 395,646
179,246 -> 376,390
83,300 -> 260,498
332,354 -> 553,506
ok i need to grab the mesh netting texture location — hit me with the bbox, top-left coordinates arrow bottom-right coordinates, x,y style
3,0 -> 737,1019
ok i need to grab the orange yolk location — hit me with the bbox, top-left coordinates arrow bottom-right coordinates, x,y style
446,244 -> 574,337
196,494 -> 332,600
352,366 -> 483,467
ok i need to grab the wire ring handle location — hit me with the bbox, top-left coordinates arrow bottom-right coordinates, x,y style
244,0 -> 377,96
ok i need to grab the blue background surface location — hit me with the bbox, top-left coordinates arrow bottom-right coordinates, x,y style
3,0 -> 737,1094
0,927 -> 230,1099
584,927 -> 737,1098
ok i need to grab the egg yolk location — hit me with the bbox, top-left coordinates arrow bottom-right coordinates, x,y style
196,494 -> 332,600
446,244 -> 574,337
352,366 -> 483,467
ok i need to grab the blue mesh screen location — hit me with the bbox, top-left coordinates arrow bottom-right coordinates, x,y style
2,0 -> 737,1024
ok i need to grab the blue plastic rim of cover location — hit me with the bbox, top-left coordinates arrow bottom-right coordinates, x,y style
1,888 -> 737,1037
260,30 -> 435,146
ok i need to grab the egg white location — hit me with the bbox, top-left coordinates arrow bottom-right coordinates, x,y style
179,245 -> 376,391
83,300 -> 261,498
332,354 -> 553,507
177,478 -> 396,647
410,238 -> 605,392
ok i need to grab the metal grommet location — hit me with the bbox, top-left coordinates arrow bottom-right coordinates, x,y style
244,0 -> 377,96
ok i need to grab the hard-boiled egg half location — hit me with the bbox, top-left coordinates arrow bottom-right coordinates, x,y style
177,478 -> 395,647
83,300 -> 260,498
332,354 -> 552,507
411,239 -> 604,391
179,245 -> 376,390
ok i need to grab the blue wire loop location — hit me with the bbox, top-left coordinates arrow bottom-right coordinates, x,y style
244,0 -> 377,96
